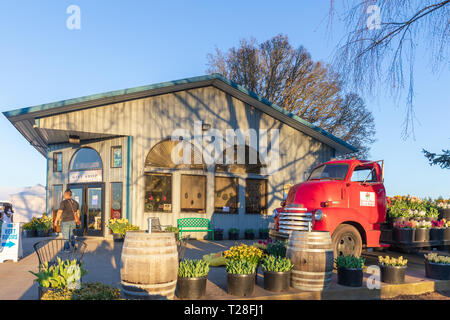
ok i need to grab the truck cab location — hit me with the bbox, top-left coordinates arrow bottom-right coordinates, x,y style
270,159 -> 387,258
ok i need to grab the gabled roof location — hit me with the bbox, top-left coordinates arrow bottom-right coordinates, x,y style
3,73 -> 357,155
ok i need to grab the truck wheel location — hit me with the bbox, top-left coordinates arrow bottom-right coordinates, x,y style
332,224 -> 362,258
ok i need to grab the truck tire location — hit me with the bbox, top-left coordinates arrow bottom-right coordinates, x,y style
332,224 -> 362,258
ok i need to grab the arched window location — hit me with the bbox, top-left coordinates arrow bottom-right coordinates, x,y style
70,148 -> 103,171
145,139 -> 206,170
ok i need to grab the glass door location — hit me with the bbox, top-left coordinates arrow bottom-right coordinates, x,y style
69,186 -> 85,236
86,185 -> 103,236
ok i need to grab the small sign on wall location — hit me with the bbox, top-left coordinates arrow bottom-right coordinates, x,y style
360,191 -> 376,207
69,169 -> 102,183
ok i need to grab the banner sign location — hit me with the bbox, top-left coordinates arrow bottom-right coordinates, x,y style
69,169 -> 102,183
0,223 -> 23,263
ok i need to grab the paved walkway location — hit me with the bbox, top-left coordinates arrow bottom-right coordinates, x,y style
0,236 -> 448,300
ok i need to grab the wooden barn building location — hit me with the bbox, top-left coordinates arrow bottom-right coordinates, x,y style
3,74 -> 356,238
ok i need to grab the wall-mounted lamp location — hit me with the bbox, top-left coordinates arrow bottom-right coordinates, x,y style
202,123 -> 211,131
69,135 -> 80,144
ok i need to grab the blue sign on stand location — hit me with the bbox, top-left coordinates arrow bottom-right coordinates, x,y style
0,223 -> 23,263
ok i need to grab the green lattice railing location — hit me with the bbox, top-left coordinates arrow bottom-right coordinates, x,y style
177,218 -> 214,240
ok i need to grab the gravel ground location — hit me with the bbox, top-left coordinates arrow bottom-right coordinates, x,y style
387,290 -> 450,300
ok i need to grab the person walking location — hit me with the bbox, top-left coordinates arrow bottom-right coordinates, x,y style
2,204 -> 14,224
54,189 -> 81,251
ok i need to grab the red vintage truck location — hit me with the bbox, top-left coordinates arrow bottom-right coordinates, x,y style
270,159 -> 388,258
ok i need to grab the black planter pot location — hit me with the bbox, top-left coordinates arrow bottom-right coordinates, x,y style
425,260 -> 450,280
24,229 -> 37,238
259,231 -> 269,240
113,233 -> 124,242
380,265 -> 407,284
439,208 -> 450,221
337,267 -> 363,287
227,273 -> 255,297
430,228 -> 445,242
176,276 -> 207,299
444,228 -> 450,241
36,229 -> 50,237
414,228 -> 430,242
228,232 -> 239,240
263,271 -> 290,292
214,231 -> 224,241
394,228 -> 415,243
244,232 -> 255,240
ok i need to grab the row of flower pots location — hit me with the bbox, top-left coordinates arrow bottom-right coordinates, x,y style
393,223 -> 450,243
176,257 -> 293,299
336,253 -> 450,287
218,228 -> 270,241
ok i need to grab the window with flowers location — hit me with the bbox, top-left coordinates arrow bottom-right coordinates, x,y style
144,173 -> 172,212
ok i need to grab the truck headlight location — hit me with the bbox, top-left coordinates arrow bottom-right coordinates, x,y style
315,209 -> 323,221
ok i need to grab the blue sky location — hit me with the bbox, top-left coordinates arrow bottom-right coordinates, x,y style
0,1 -> 448,198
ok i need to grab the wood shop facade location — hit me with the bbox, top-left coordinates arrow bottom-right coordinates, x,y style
3,74 -> 356,238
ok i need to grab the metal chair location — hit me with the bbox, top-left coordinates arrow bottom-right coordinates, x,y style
33,239 -> 87,268
148,216 -> 186,261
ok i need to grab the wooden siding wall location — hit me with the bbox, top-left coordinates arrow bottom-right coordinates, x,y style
40,86 -> 334,238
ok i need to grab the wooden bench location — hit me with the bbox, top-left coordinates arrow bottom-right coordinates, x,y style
177,218 -> 214,240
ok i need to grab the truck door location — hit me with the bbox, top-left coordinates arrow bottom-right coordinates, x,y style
347,164 -> 385,224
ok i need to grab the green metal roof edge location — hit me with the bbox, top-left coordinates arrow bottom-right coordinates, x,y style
3,73 -> 357,152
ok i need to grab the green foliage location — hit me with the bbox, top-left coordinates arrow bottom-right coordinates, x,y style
165,226 -> 179,234
228,228 -> 239,233
41,282 -> 121,300
387,196 -> 440,219
258,228 -> 269,233
425,253 -> 450,265
29,257 -> 88,289
107,218 -> 139,236
423,149 -> 450,170
261,255 -> 293,272
226,259 -> 257,275
178,259 -> 210,278
335,255 -> 365,269
245,228 -> 254,233
266,240 -> 287,258
22,222 -> 34,231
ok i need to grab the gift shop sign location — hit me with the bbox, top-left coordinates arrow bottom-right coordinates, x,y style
0,223 -> 23,263
69,170 -> 102,183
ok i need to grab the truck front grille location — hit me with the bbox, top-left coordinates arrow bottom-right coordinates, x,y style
278,206 -> 312,235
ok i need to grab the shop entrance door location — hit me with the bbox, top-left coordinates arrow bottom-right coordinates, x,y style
68,183 -> 104,237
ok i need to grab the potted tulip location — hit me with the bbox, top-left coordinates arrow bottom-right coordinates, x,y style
226,259 -> 257,297
176,259 -> 210,299
107,218 -> 139,242
378,256 -> 408,284
430,219 -> 445,242
444,220 -> 450,241
424,253 -> 450,280
393,220 -> 416,243
214,228 -> 224,241
228,228 -> 239,240
414,220 -> 431,242
261,255 -> 293,292
258,228 -> 269,240
244,228 -> 255,240
335,255 -> 365,287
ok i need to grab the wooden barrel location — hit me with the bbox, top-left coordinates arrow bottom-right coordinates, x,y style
120,231 -> 178,299
287,231 -> 334,291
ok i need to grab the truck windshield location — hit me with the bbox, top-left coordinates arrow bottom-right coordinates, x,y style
308,164 -> 349,181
